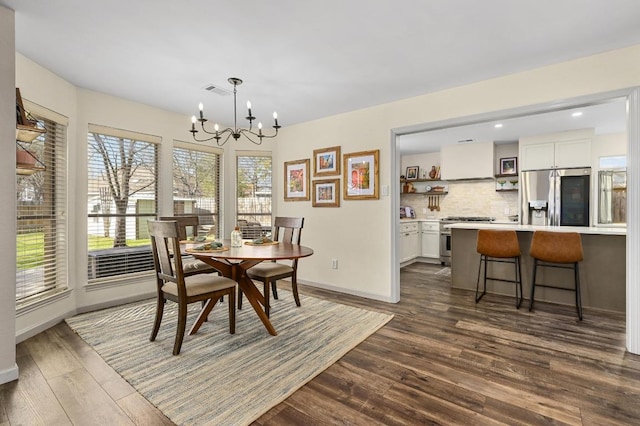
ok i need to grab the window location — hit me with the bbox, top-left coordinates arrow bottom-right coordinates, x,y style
16,109 -> 68,303
236,152 -> 272,238
87,126 -> 159,280
172,142 -> 222,238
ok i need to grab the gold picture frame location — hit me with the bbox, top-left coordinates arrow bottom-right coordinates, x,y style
312,179 -> 340,207
313,145 -> 341,176
343,150 -> 379,200
284,159 -> 310,201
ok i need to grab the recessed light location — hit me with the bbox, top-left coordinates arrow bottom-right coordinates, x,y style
494,123 -> 503,128
572,111 -> 583,117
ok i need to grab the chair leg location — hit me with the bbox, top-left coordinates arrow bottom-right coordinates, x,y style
263,280 -> 271,318
228,288 -> 236,334
475,254 -> 486,303
150,296 -> 165,341
237,287 -> 244,310
529,259 -> 538,312
291,278 -> 301,308
515,256 -> 522,309
271,281 -> 279,300
575,262 -> 583,320
173,302 -> 188,355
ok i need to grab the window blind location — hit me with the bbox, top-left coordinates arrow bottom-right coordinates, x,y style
236,152 -> 272,237
87,128 -> 158,281
16,113 -> 68,303
172,142 -> 222,239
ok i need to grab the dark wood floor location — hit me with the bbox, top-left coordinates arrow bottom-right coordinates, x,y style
2,262 -> 640,425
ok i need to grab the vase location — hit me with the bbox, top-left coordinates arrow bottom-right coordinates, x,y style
428,166 -> 437,179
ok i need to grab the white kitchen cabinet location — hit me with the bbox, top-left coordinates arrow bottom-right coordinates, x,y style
440,141 -> 494,180
420,220 -> 439,259
520,138 -> 591,170
400,222 -> 420,264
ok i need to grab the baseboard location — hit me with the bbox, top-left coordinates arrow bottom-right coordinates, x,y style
0,363 -> 19,385
297,279 -> 396,303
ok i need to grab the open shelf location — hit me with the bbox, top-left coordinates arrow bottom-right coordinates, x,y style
16,124 -> 46,143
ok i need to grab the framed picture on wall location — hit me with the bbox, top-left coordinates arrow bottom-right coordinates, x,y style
284,159 -> 310,201
343,149 -> 379,200
500,157 -> 517,175
405,166 -> 419,180
312,179 -> 340,207
313,146 -> 341,176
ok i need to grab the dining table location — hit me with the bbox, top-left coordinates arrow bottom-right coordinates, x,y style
182,239 -> 313,336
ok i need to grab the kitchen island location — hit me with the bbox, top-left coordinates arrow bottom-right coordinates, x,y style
448,223 -> 626,312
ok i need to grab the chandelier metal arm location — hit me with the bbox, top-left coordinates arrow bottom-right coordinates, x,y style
190,77 -> 280,146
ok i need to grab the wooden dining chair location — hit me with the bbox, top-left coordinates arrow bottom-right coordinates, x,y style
238,217 -> 304,317
148,220 -> 236,355
159,215 -> 217,277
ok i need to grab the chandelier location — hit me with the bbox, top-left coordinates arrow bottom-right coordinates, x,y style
190,77 -> 280,146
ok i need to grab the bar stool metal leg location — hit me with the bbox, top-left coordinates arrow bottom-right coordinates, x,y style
574,262 -> 583,320
515,256 -> 522,309
529,258 -> 538,312
475,254 -> 487,303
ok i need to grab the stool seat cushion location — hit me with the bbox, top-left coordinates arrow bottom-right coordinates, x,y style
476,229 -> 520,258
530,231 -> 583,263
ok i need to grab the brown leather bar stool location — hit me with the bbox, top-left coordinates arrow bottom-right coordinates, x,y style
528,231 -> 584,320
475,229 -> 522,308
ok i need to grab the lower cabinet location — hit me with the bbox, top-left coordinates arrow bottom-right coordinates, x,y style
400,222 -> 420,263
420,221 -> 439,259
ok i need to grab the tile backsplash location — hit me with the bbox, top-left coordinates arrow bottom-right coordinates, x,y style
400,180 -> 518,221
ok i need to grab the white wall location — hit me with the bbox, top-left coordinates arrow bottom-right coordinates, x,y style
0,5 -> 18,385
4,38 -> 640,368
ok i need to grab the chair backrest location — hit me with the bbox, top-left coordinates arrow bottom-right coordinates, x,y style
148,220 -> 186,294
159,215 -> 199,241
476,229 -> 520,258
530,231 -> 583,263
273,217 -> 304,245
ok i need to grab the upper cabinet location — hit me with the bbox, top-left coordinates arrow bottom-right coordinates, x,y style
440,141 -> 494,180
519,129 -> 594,171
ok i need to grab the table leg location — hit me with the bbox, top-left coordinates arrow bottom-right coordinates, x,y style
232,262 -> 277,336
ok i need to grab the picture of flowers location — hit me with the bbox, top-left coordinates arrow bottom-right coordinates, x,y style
284,159 -> 310,201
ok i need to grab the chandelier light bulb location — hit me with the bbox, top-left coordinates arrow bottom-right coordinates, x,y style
273,112 -> 278,119
191,115 -> 196,124
198,102 -> 203,111
214,123 -> 219,131
258,122 -> 263,129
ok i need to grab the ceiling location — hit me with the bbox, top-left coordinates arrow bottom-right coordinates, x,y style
397,98 -> 628,155
3,0 -> 640,133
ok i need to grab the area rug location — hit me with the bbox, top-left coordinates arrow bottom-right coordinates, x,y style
66,290 -> 393,425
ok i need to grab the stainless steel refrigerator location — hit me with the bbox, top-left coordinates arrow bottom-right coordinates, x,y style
521,167 -> 591,226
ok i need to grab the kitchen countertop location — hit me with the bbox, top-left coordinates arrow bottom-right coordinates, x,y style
447,222 -> 626,236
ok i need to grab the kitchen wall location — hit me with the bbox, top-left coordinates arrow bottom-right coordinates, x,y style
400,143 -> 519,220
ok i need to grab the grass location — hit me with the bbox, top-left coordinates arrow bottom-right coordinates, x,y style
17,233 -> 150,270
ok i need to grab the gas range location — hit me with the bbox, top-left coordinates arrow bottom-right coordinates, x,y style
439,216 -> 494,266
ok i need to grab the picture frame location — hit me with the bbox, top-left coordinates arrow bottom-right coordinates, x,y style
405,166 -> 419,180
284,159 -> 310,201
312,179 -> 340,207
500,157 -> 517,175
313,146 -> 341,177
343,149 -> 379,200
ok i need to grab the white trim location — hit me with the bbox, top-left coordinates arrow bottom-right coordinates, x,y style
0,364 -> 19,386
299,279 -> 396,303
174,139 -> 223,155
22,99 -> 69,126
235,149 -> 272,157
626,88 -> 640,354
88,123 -> 161,144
